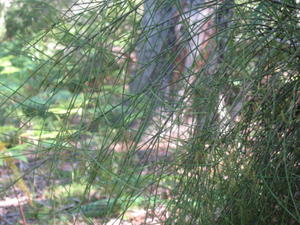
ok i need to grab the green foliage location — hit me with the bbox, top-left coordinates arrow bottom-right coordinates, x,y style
0,126 -> 28,166
0,0 -> 299,224
5,0 -> 58,39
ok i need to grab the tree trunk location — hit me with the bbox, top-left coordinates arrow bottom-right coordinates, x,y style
128,0 -> 236,142
0,0 -> 11,40
129,0 -> 177,105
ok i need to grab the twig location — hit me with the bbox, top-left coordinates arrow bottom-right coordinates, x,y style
12,185 -> 28,225
270,0 -> 300,10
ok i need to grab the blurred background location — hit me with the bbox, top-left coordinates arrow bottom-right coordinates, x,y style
0,0 -> 299,224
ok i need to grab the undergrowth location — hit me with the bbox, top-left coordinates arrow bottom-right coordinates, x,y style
0,0 -> 299,224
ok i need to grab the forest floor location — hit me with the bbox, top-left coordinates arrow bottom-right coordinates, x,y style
0,141 -> 173,225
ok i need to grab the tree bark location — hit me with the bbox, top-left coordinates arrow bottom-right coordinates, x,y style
129,0 -> 178,105
128,0 -> 236,138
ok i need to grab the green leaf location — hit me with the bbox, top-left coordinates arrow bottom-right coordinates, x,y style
70,199 -> 120,218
